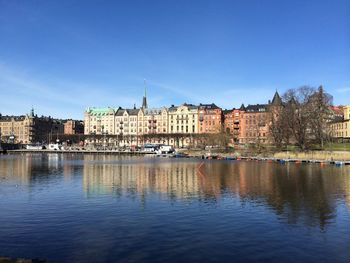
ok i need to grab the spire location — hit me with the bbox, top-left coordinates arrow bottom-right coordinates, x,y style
271,91 -> 282,106
142,79 -> 148,109
239,103 -> 245,111
30,107 -> 35,117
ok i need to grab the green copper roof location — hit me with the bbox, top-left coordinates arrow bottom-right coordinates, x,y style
86,107 -> 120,116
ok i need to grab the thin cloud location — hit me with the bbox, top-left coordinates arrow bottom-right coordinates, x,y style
336,87 -> 350,93
0,64 -> 137,118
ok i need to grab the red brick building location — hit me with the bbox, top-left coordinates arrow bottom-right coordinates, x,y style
198,103 -> 223,133
64,120 -> 84,135
224,105 -> 245,143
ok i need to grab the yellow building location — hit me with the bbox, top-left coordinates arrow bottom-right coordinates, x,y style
0,115 -> 33,143
84,107 -> 117,135
0,109 -> 57,144
84,101 -> 201,147
168,104 -> 199,134
344,106 -> 350,120
138,107 -> 168,135
331,106 -> 350,139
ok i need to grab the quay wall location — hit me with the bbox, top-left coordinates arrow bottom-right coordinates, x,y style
273,151 -> 350,161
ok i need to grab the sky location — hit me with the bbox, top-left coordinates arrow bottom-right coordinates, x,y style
0,0 -> 349,119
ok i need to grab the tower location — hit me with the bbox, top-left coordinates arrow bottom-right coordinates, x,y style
30,107 -> 35,117
142,79 -> 148,109
271,91 -> 282,106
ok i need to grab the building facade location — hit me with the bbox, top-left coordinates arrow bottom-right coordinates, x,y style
198,103 -> 223,134
168,104 -> 199,134
83,91 -> 292,147
64,120 -> 84,135
331,106 -> 350,139
0,109 -> 61,144
239,104 -> 270,144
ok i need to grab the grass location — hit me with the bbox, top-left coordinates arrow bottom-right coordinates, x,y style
321,143 -> 350,151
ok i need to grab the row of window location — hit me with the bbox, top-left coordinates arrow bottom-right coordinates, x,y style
333,122 -> 348,129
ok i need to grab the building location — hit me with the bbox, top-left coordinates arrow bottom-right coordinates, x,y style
0,114 -> 33,144
138,107 -> 168,135
238,92 -> 282,144
0,109 -> 60,144
329,105 -> 344,120
64,120 -> 84,135
223,109 -> 234,134
84,90 -> 171,146
239,104 -> 270,144
198,103 -> 223,134
168,103 -> 199,134
331,106 -> 350,139
223,105 -> 245,144
83,89 -> 291,147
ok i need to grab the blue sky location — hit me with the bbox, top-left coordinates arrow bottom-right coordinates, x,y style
0,0 -> 349,119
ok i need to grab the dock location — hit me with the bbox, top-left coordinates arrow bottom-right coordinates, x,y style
6,149 -> 155,155
3,149 -> 350,166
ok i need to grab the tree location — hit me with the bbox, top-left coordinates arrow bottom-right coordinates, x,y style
270,86 -> 333,150
307,86 -> 333,148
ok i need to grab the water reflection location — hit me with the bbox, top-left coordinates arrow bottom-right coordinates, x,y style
81,155 -> 350,228
1,154 -> 350,229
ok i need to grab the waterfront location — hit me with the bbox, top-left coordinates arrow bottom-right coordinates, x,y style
1,154 -> 350,262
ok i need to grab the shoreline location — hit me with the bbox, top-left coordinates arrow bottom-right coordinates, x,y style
3,149 -> 350,166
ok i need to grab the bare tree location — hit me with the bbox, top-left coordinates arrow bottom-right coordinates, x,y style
307,86 -> 333,148
270,86 -> 333,150
283,87 -> 315,150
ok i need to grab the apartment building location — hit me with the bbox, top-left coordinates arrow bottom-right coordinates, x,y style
331,106 -> 350,139
168,104 -> 199,134
198,103 -> 223,133
0,109 -> 61,144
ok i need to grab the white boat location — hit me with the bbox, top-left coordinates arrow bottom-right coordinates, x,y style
156,145 -> 175,155
48,143 -> 62,151
26,144 -> 45,150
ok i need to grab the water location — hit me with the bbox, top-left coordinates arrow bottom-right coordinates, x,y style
0,154 -> 350,263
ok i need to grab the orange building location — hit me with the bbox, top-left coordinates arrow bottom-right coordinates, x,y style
198,103 -> 223,133
64,120 -> 84,135
223,109 -> 234,134
238,91 -> 282,144
224,105 -> 245,144
239,104 -> 270,144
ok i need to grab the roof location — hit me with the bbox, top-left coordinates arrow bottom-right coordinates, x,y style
0,115 -> 27,122
223,109 -> 234,115
271,91 -> 283,106
198,103 -> 220,110
86,107 -> 118,116
168,105 -> 178,111
182,103 -> 198,110
115,109 -> 126,116
127,109 -> 140,116
245,104 -> 268,113
144,108 -> 166,115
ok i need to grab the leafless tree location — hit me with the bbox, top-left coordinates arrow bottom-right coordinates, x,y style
307,86 -> 333,148
270,86 -> 333,150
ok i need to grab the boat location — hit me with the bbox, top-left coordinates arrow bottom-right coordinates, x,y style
48,143 -> 62,151
26,144 -> 46,150
172,152 -> 189,158
155,145 -> 175,155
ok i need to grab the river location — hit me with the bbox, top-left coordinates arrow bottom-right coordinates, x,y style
0,154 -> 350,262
